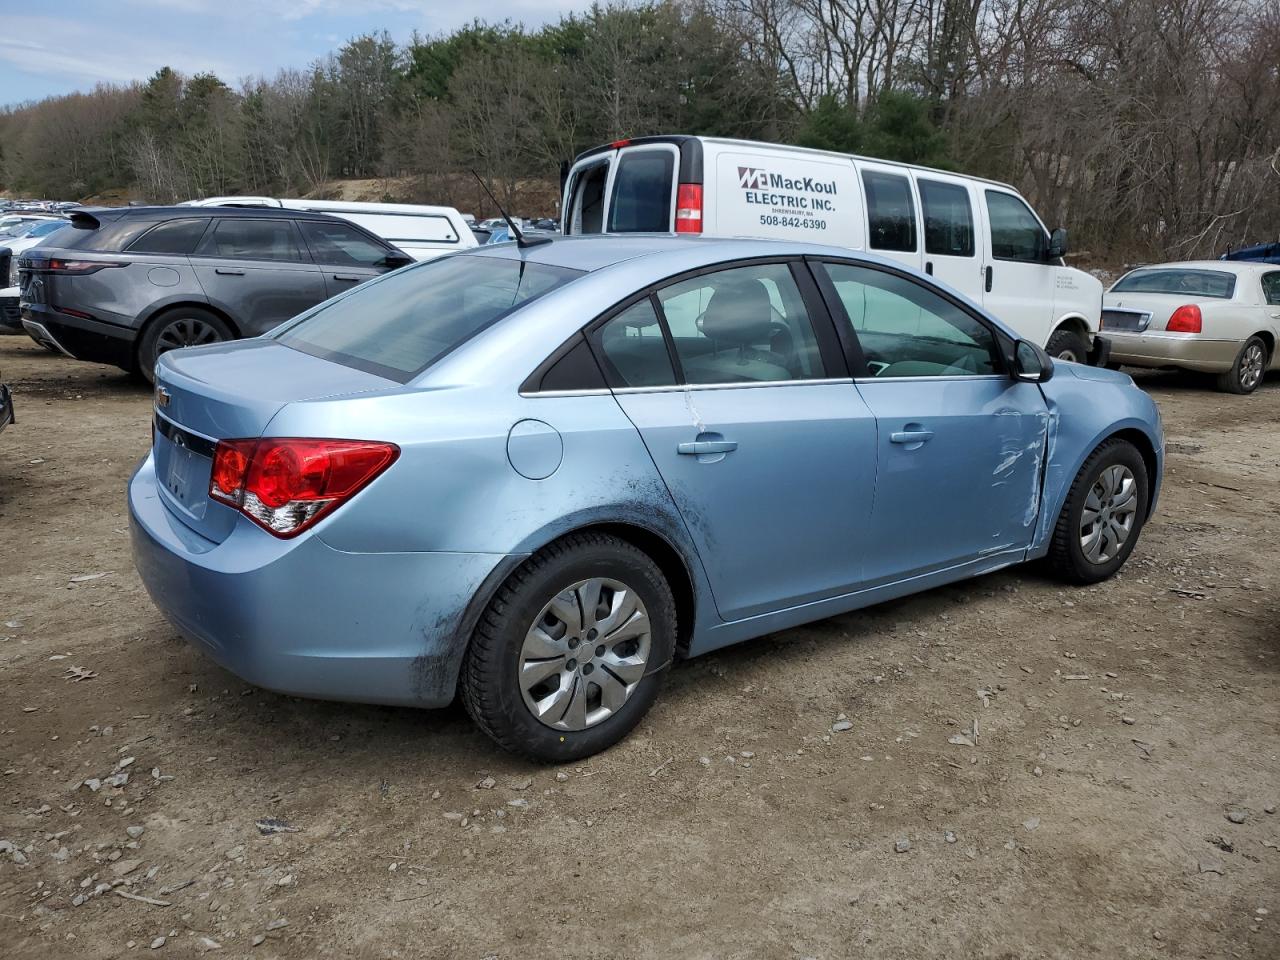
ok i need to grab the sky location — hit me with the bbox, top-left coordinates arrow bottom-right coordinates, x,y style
0,0 -> 594,107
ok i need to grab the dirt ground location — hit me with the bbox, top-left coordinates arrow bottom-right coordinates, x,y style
1,336 -> 1276,960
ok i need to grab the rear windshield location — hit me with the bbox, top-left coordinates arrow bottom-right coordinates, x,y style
275,254 -> 584,382
1111,268 -> 1237,299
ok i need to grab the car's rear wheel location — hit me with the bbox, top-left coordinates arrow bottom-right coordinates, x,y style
1045,438 -> 1149,584
1216,336 -> 1268,394
460,533 -> 676,762
1046,327 -> 1089,364
137,308 -> 233,384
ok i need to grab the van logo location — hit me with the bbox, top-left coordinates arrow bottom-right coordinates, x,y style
738,167 -> 769,190
155,387 -> 171,409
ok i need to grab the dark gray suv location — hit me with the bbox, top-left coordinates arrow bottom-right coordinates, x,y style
18,207 -> 412,381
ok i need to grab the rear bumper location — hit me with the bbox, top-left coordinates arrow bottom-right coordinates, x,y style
128,453 -> 507,708
1106,330 -> 1240,373
21,303 -> 136,368
0,291 -> 20,333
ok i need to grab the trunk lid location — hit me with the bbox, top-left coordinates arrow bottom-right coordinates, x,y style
152,339 -> 395,543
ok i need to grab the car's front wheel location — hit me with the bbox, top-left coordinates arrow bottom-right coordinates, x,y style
461,533 -> 677,762
1216,335 -> 1268,394
137,308 -> 233,384
1045,438 -> 1149,584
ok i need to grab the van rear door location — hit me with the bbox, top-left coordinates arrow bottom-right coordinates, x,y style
563,142 -> 681,235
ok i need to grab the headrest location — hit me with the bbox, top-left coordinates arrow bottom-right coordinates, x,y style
700,279 -> 773,344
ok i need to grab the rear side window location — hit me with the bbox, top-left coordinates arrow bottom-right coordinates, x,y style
986,191 -> 1046,262
126,218 -> 209,255
862,171 -> 917,252
1111,268 -> 1237,299
198,218 -> 305,262
299,220 -> 389,266
566,162 -> 609,234
607,150 -> 675,232
594,298 -> 676,388
918,180 -> 974,257
276,255 -> 584,382
1262,272 -> 1280,306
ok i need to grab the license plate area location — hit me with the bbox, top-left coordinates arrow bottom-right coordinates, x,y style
153,415 -> 215,517
1101,309 -> 1150,332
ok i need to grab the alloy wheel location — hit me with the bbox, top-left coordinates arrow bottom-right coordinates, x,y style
518,577 -> 652,731
156,317 -> 224,356
1079,464 -> 1138,564
1240,342 -> 1265,391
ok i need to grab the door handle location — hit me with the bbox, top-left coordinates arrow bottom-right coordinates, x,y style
677,439 -> 738,455
890,429 -> 935,444
925,260 -> 933,276
333,274 -> 362,282
214,268 -> 244,276
984,266 -> 993,292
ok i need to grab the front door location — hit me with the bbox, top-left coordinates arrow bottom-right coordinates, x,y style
296,219 -> 393,297
592,260 -> 875,621
815,259 -> 1049,585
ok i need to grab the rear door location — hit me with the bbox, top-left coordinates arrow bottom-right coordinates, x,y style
604,144 -> 679,233
563,153 -> 614,234
190,218 -> 327,335
914,174 -> 982,301
590,259 -> 876,622
857,162 -> 923,273
981,189 -> 1055,343
297,219 -> 395,297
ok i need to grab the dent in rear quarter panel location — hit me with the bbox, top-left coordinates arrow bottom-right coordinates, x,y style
1029,366 -> 1164,558
261,385 -> 713,697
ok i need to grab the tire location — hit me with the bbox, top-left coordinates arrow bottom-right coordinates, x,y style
1215,335 -> 1268,394
136,307 -> 233,384
460,533 -> 677,762
1045,327 -> 1089,364
1044,438 -> 1149,585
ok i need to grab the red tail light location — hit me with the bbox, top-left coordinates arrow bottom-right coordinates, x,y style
675,183 -> 703,234
46,259 -> 128,275
210,438 -> 399,538
1166,304 -> 1202,333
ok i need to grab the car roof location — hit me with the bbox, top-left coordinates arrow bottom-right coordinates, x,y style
90,205 -> 362,224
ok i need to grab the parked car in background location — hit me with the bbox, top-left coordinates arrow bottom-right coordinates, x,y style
1,217 -> 71,333
562,135 -> 1106,364
1221,241 -> 1280,266
1102,261 -> 1280,393
19,206 -> 412,382
0,213 -> 61,239
0,367 -> 12,434
180,197 -> 477,262
130,235 -> 1162,761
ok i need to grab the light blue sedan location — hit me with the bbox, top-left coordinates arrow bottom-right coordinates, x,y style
129,236 -> 1164,760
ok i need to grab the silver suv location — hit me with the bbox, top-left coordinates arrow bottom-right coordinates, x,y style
19,207 -> 412,382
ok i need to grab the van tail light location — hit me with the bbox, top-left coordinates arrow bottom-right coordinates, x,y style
1166,304 -> 1202,333
675,183 -> 703,234
210,438 -> 399,538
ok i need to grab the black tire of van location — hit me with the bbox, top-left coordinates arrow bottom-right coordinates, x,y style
1046,328 -> 1089,364
137,308 -> 234,385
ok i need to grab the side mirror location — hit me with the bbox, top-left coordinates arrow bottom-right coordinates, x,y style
1014,339 -> 1054,383
380,252 -> 413,270
1047,227 -> 1068,259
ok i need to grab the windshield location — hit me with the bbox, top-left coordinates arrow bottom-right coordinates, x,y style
276,254 -> 584,382
1111,268 -> 1237,299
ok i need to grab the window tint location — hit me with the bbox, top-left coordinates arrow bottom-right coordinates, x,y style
595,298 -> 676,388
567,162 -> 609,234
1111,268 -> 1237,299
607,150 -> 675,232
1262,272 -> 1280,306
277,255 -> 583,383
126,218 -> 209,255
822,262 -> 1001,377
656,263 -> 826,384
201,218 -> 304,262
986,191 -> 1045,262
918,180 -> 974,257
862,171 -> 917,252
535,337 -> 607,392
299,220 -> 389,266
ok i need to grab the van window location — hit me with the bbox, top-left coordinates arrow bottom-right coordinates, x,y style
986,191 -> 1046,262
918,180 -> 974,258
567,162 -> 609,234
607,150 -> 675,232
308,211 -> 457,244
862,171 -> 917,253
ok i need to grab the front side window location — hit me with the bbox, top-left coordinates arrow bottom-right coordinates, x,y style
655,263 -> 826,384
918,179 -> 974,257
607,150 -> 675,233
594,298 -> 676,388
567,162 -> 609,235
1111,268 -> 1237,299
127,218 -> 209,255
299,220 -> 390,267
986,191 -> 1046,263
862,171 -> 917,252
1262,272 -> 1280,306
822,262 -> 1001,377
200,218 -> 304,262
277,255 -> 583,382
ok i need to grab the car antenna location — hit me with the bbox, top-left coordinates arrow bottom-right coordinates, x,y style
470,170 -> 552,249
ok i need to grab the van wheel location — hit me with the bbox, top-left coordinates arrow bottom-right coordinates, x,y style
137,308 -> 232,384
1046,328 -> 1088,364
1215,336 -> 1268,394
460,533 -> 676,762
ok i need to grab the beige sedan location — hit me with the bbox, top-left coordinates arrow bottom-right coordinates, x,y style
1102,261 -> 1280,393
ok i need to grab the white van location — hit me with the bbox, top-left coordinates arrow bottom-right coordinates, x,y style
562,136 -> 1105,362
180,197 -> 477,262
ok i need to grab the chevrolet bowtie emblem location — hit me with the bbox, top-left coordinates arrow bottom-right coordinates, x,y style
155,386 -> 171,408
